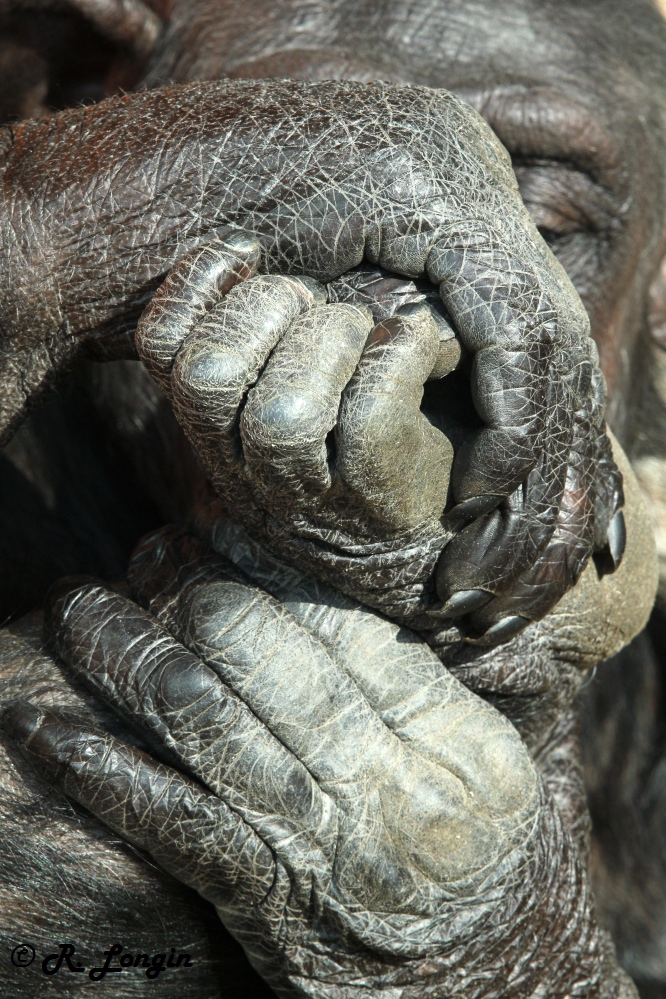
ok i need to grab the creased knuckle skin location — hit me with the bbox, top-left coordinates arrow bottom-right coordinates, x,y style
5,702 -> 276,913
154,251 -> 614,632
0,31 -> 649,999
168,274 -> 321,484
239,304 -> 371,497
135,235 -> 261,393
244,389 -> 325,455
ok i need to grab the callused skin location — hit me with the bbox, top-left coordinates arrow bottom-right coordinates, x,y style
143,0 -> 666,434
137,3 -> 666,991
4,427 -> 655,998
2,0 -> 665,612
134,229 -> 622,636
0,224 -> 652,998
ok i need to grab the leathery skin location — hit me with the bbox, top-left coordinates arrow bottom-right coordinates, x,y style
0,45 -> 654,999
1,551 -> 628,998
4,433 -> 654,999
0,80 -> 623,632
134,225 -> 622,637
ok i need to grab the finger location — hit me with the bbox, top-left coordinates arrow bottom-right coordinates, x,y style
240,303 -> 372,501
592,430 -> 626,573
170,274 -> 324,493
44,579 -> 333,850
326,264 -> 430,323
325,265 -> 465,375
427,230 -> 592,514
427,228 -> 602,610
135,232 -> 260,394
466,411 -> 598,643
3,701 -> 275,912
336,306 -> 454,529
434,368 -> 573,609
135,523 -> 538,825
428,240 -> 544,506
128,539 -> 405,804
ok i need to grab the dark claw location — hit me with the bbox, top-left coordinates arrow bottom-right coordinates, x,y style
446,494 -> 503,523
431,588 -> 492,618
1,700 -> 44,745
594,510 -> 626,576
466,615 -> 531,647
222,230 -> 262,256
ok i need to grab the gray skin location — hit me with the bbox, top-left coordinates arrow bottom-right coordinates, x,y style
0,0 -> 660,996
0,79 -> 623,637
5,449 -> 656,998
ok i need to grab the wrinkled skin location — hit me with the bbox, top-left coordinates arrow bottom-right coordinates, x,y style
2,0 -> 664,620
0,77 -> 624,637
0,610 -> 273,999
4,439 -> 656,998
133,231 -> 622,635
0,349 -> 656,999
0,1 -> 665,997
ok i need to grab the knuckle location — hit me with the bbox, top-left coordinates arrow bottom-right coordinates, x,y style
155,654 -> 220,715
173,339 -> 247,401
243,390 -> 326,451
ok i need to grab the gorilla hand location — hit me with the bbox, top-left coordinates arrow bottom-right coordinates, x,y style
137,259 -> 455,625
331,268 -> 627,639
128,434 -> 654,756
4,552 -> 623,999
135,237 -> 623,639
0,80 -> 620,628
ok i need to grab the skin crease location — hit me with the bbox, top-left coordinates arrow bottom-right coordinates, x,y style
0,0 -> 664,996
142,0 -> 666,436
1,436 -> 654,999
0,79 -> 626,635
1,0 -> 664,610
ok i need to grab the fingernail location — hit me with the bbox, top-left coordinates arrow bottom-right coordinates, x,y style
1,700 -> 44,745
222,231 -> 260,256
446,494 -> 503,523
466,615 -> 530,646
289,275 -> 327,307
594,510 -> 626,577
431,589 -> 492,617
607,510 -> 626,569
2,703 -> 76,776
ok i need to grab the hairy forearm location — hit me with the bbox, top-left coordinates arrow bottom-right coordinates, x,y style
0,78 -> 494,441
0,80 -> 464,337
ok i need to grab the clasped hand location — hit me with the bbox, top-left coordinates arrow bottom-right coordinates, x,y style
134,227 -> 623,641
6,525 -> 601,997
0,81 -> 624,637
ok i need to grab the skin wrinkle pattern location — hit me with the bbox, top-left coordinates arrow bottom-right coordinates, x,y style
1,361 -> 656,996
0,80 -> 623,632
6,452 -> 653,998
0,0 -> 663,997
